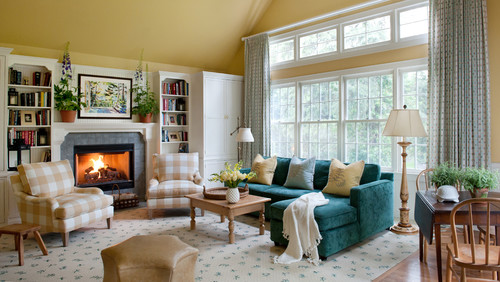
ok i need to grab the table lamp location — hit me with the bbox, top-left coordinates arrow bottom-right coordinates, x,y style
383,105 -> 427,234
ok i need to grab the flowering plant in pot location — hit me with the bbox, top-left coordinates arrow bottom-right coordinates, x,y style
460,167 -> 500,198
54,42 -> 86,122
209,161 -> 256,203
131,50 -> 159,123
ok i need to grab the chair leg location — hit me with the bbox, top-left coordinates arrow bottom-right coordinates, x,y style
107,218 -> 112,229
446,252 -> 452,282
61,232 -> 69,247
423,240 -> 428,264
148,209 -> 153,220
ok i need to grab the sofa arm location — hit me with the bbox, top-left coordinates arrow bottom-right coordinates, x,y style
73,187 -> 104,195
350,179 -> 394,240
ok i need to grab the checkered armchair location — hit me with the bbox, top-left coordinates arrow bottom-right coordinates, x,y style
147,152 -> 204,219
9,159 -> 114,247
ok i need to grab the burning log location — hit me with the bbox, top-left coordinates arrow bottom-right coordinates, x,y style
85,167 -> 93,174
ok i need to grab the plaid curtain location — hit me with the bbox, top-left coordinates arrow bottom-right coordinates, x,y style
428,0 -> 490,168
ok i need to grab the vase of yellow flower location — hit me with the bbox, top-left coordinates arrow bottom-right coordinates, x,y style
209,161 -> 256,203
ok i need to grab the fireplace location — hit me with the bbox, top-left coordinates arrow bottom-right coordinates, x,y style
74,144 -> 134,191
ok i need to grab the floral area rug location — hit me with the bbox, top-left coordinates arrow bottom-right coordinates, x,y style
0,207 -> 418,281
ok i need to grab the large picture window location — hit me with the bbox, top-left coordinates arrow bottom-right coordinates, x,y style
270,60 -> 428,172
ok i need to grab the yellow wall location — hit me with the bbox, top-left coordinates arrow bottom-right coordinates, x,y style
488,0 -> 500,162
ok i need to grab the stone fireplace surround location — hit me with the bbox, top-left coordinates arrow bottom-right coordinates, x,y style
52,122 -> 156,199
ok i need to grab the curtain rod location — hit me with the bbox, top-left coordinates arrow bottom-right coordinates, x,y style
241,0 -> 391,41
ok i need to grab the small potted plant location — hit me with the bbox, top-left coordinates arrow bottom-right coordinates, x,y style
54,42 -> 86,122
431,162 -> 461,189
460,167 -> 500,198
209,161 -> 256,203
131,50 -> 159,123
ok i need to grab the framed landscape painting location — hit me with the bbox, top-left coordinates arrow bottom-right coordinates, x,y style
78,74 -> 132,119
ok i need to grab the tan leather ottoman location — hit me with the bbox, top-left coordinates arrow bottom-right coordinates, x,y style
101,235 -> 198,282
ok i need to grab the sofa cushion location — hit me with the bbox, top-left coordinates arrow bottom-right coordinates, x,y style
54,193 -> 114,219
18,159 -> 75,197
270,194 -> 357,231
322,159 -> 365,196
359,163 -> 382,184
283,156 -> 316,190
247,154 -> 277,185
261,186 -> 315,202
157,152 -> 199,182
272,157 -> 292,186
148,180 -> 203,199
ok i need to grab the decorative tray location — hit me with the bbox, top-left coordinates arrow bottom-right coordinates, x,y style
203,184 -> 249,200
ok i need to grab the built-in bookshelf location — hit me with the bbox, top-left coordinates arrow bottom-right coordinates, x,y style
4,55 -> 56,170
153,71 -> 190,154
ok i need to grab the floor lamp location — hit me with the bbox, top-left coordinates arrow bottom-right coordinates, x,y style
230,117 -> 254,162
382,105 -> 427,234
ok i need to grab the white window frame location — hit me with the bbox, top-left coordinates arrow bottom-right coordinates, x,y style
298,26 -> 339,60
269,0 -> 428,71
396,2 -> 430,42
270,58 -> 428,174
341,13 -> 394,53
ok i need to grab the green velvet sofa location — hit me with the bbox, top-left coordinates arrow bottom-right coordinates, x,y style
239,157 -> 394,259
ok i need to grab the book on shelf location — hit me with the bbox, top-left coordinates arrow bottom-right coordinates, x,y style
42,72 -> 51,86
33,72 -> 41,86
41,150 -> 51,162
162,80 -> 189,96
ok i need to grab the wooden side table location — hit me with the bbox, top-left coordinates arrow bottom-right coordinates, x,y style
0,223 -> 48,266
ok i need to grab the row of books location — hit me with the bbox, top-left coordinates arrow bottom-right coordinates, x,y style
8,89 -> 51,107
9,68 -> 51,86
9,109 -> 50,126
161,129 -> 188,142
8,128 -> 42,147
162,80 -> 189,96
162,113 -> 187,126
162,97 -> 186,111
41,150 -> 51,162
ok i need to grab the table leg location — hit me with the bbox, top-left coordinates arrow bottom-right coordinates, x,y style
190,205 -> 196,230
228,213 -> 235,244
33,231 -> 48,255
419,230 -> 423,262
259,206 -> 265,235
220,214 -> 225,223
435,224 -> 442,282
17,234 -> 24,266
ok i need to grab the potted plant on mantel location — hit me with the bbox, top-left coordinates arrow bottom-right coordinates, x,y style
54,42 -> 86,122
131,50 -> 159,123
460,167 -> 500,198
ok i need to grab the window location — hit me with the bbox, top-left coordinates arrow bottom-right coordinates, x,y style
300,81 -> 339,160
343,15 -> 391,50
270,85 -> 296,157
268,0 -> 428,69
299,28 -> 337,58
270,39 -> 294,65
270,60 -> 428,172
401,69 -> 428,170
399,6 -> 429,38
344,74 -> 393,167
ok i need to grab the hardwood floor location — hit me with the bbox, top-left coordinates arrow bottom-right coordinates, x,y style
375,240 -> 496,281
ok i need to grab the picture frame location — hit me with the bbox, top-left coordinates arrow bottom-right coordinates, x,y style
168,114 -> 177,125
20,110 -> 36,126
78,74 -> 132,119
169,132 -> 180,141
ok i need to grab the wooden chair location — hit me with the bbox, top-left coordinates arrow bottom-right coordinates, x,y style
446,198 -> 500,281
416,168 -> 467,264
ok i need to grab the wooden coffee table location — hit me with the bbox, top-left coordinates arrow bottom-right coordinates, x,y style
185,193 -> 271,244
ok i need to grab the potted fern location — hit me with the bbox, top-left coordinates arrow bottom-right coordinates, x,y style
460,167 -> 499,198
54,42 -> 86,122
131,51 -> 159,123
431,162 -> 461,188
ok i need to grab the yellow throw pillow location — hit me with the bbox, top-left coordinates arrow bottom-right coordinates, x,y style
247,154 -> 277,185
322,159 -> 365,196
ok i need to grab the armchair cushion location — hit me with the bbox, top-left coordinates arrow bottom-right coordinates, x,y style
148,180 -> 203,199
54,193 -> 114,219
18,160 -> 75,197
157,152 -> 199,182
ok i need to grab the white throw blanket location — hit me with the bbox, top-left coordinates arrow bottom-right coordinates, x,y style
273,192 -> 329,265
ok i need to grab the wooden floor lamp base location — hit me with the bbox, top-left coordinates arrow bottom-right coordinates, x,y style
390,223 -> 419,235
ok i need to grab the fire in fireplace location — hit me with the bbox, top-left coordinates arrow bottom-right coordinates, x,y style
74,144 -> 134,191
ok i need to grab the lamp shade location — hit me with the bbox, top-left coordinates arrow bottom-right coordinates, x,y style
382,108 -> 427,137
236,128 -> 254,142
